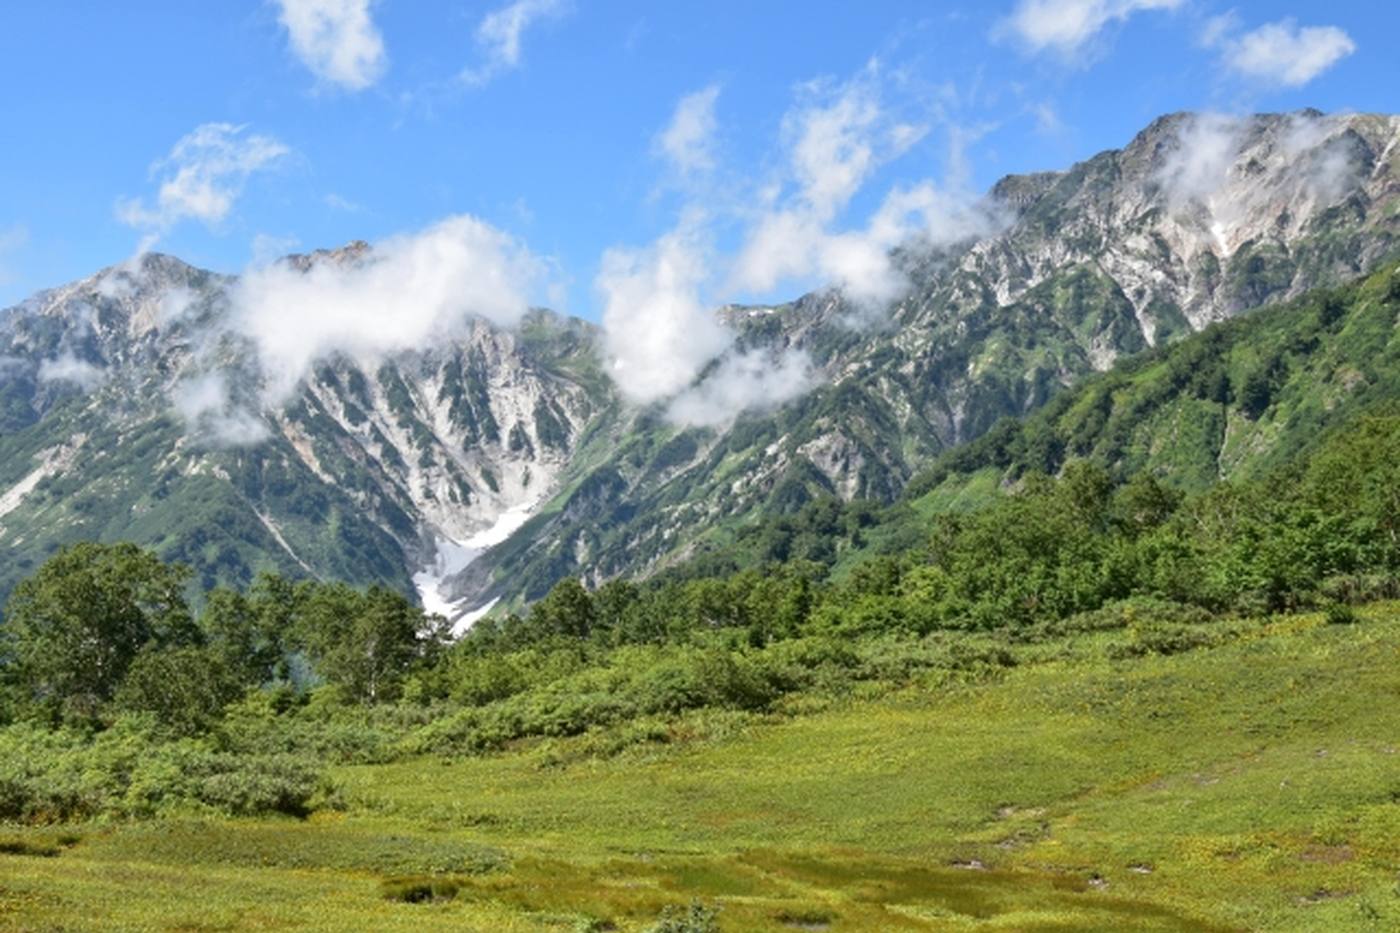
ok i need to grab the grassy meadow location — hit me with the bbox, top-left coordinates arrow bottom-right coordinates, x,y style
4,603 -> 1400,931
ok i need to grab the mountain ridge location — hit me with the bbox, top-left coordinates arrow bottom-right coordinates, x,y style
3,109 -> 1399,617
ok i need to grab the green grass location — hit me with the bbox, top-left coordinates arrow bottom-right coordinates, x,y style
5,605 -> 1400,930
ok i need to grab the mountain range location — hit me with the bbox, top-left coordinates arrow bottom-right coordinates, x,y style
2,109 -> 1398,619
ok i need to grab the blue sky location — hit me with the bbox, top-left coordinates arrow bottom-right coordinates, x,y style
0,0 -> 1393,316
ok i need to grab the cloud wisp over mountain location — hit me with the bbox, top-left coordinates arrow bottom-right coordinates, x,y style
596,64 -> 1007,427
165,215 -> 546,445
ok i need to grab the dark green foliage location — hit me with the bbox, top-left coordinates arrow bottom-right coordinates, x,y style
0,719 -> 325,821
0,835 -> 73,858
291,583 -> 446,705
1325,602 -> 1360,626
195,752 -> 324,816
201,576 -> 291,686
1237,360 -> 1277,419
1,543 -> 197,723
113,646 -> 243,737
381,876 -> 462,903
533,397 -> 571,451
529,578 -> 596,639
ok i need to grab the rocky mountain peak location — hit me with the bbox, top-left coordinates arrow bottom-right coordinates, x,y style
281,240 -> 373,273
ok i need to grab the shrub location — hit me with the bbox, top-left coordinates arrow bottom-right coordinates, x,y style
381,875 -> 462,903
647,901 -> 720,933
1109,623 -> 1218,659
113,646 -> 243,737
0,720 -> 327,822
1325,602 -> 1360,626
197,753 -> 325,817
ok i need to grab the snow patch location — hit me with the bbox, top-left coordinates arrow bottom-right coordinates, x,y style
413,498 -> 541,634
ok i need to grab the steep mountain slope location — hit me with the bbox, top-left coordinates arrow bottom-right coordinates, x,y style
671,258 -> 1400,581
907,260 -> 1400,500
2,110 -> 1397,616
449,110 -> 1400,607
0,251 -> 614,604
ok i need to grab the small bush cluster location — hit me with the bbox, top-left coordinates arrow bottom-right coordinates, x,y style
0,719 -> 326,821
381,875 -> 463,904
646,901 -> 721,933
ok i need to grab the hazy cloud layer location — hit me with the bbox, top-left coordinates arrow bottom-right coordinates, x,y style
732,72 -> 1002,312
163,214 -> 546,446
37,352 -> 106,392
655,85 -> 721,178
117,124 -> 289,232
173,371 -> 270,446
666,349 -> 814,428
1154,111 -> 1369,258
1204,16 -> 1355,88
1156,112 -> 1242,210
0,224 -> 27,287
275,0 -> 387,90
462,0 -> 568,86
999,0 -> 1183,57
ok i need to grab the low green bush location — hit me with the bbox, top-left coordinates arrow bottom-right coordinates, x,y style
0,719 -> 327,822
380,875 -> 462,903
646,901 -> 721,933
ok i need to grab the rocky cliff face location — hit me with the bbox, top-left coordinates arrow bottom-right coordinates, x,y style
3,111 -> 1398,617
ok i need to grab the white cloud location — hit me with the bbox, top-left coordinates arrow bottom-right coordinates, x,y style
0,356 -> 28,380
655,85 -> 721,177
1281,113 -> 1366,204
999,0 -> 1183,57
1155,112 -> 1241,209
1197,12 -> 1239,50
173,371 -> 270,446
730,72 -> 918,304
37,352 -> 106,392
1154,112 -> 1366,256
155,286 -> 197,327
275,0 -> 386,91
230,215 -> 546,403
117,124 -> 289,232
462,0 -> 568,87
667,349 -> 814,428
1030,101 -> 1063,135
1208,18 -> 1355,88
323,192 -> 363,212
596,222 -> 731,405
